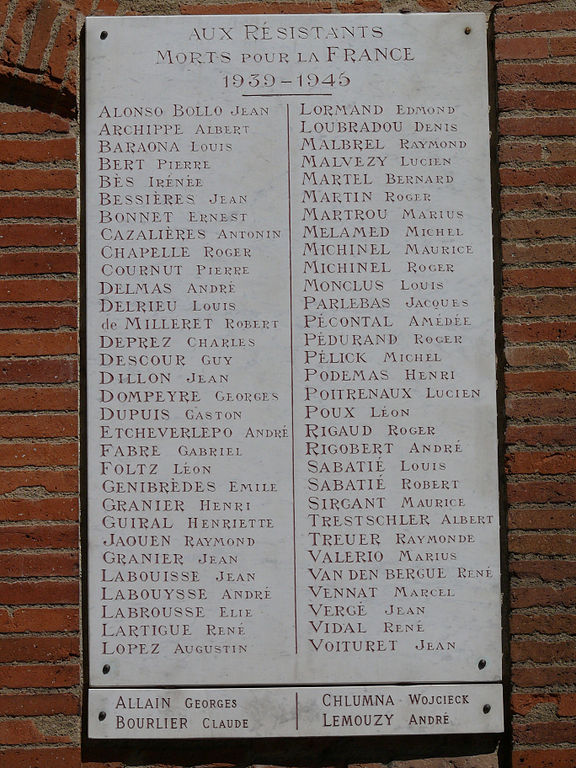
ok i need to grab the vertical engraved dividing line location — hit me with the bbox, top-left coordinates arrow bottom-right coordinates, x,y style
295,691 -> 299,731
287,103 -> 298,655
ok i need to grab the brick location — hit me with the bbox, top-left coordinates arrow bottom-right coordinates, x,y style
550,36 -> 576,57
507,394 -> 576,422
0,332 -> 77,357
499,142 -> 543,163
3,0 -> 40,66
504,256 -> 576,284
506,425 -> 576,447
508,480 -> 576,503
0,252 -> 76,275
499,89 -> 576,111
509,339 -> 572,371
0,413 -> 76,437
510,560 -> 576,579
548,142 -> 576,163
502,242 -> 576,264
507,450 -> 576,475
64,66 -> 77,96
513,749 -> 576,768
505,371 -> 576,393
500,115 -> 576,139
0,499 -> 78,522
508,508 -> 576,529
0,747 -> 80,767
0,196 -> 76,218
0,306 -> 76,330
0,360 -> 77,384
505,345 -> 573,367
512,639 -> 576,663
0,664 -> 79,688
0,279 -> 76,302
336,0 -> 382,11
0,223 -> 76,247
0,580 -> 78,605
511,614 -> 576,635
513,665 -> 576,688
0,469 -> 78,494
511,585 -> 576,608
0,693 -> 79,716
0,169 -> 76,191
500,166 -> 576,186
495,37 -> 549,60
0,606 -> 79,632
75,0 -> 94,13
501,191 -> 576,212
23,0 -> 61,72
45,11 -> 77,83
0,0 -> 10,30
0,552 -> 78,577
511,693 -> 555,717
514,722 -> 576,745
0,523 -> 77,549
495,11 -> 576,33
0,111 -> 69,134
0,386 -> 77,411
509,532 -> 576,555
0,442 -> 77,467
0,138 -> 76,163
501,218 -> 576,239
503,295 -> 576,317
415,0 -> 458,10
508,480 -> 576,504
0,637 -> 78,663
557,694 -> 576,716
95,0 -> 119,12
0,718 -> 69,744
498,63 -> 576,86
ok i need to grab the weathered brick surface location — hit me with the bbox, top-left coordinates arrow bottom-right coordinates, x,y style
0,606 -> 79,631
497,0 -> 576,758
0,0 -> 575,766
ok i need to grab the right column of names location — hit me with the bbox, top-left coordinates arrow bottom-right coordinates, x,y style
291,96 -> 500,681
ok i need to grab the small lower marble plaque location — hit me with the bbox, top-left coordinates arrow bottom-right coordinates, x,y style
85,11 -> 502,738
89,684 -> 503,738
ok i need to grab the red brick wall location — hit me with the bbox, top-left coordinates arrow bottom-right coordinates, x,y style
0,0 -> 575,766
496,5 -> 576,767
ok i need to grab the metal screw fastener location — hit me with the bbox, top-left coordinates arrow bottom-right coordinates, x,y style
102,664 -> 110,674
465,27 -> 471,35
100,30 -> 108,39
478,659 -> 487,669
483,704 -> 491,714
98,711 -> 107,721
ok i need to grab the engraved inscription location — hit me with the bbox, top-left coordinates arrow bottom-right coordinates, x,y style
86,13 -> 501,725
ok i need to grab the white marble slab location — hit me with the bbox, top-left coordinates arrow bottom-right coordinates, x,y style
85,12 -> 501,735
89,684 -> 503,738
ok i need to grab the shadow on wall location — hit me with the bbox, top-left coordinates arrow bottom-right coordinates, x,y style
82,731 -> 501,766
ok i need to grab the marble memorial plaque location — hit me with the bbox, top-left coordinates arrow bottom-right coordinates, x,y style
85,12 -> 503,737
90,684 -> 504,738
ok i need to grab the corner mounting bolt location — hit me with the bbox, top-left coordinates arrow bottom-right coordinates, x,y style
465,27 -> 472,35
98,711 -> 107,721
100,30 -> 108,40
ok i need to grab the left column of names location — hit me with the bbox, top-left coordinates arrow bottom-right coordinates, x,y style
86,89 -> 296,686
